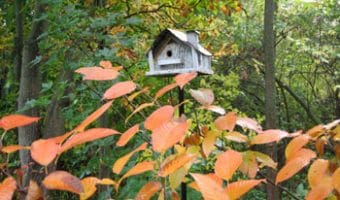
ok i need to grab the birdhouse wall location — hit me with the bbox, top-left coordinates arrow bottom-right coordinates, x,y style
202,55 -> 211,71
153,42 -> 192,73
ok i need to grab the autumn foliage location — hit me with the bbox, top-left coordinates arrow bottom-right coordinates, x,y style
0,61 -> 339,200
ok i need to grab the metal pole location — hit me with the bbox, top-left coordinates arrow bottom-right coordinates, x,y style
178,87 -> 187,200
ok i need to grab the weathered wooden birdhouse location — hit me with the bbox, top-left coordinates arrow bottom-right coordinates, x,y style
146,29 -> 213,76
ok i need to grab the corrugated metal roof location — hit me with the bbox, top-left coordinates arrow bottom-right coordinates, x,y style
149,29 -> 212,56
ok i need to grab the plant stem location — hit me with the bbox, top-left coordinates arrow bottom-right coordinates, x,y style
258,171 -> 302,200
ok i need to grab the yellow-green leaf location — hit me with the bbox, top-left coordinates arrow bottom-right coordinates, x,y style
125,102 -> 154,123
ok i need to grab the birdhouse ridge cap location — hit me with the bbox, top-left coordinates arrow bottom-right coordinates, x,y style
147,28 -> 212,56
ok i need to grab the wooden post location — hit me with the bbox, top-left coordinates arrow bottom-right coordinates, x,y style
178,87 -> 186,200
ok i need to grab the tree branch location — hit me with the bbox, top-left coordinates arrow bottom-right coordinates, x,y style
258,171 -> 302,200
124,4 -> 179,19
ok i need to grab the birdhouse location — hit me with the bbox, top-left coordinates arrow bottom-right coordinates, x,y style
146,29 -> 213,76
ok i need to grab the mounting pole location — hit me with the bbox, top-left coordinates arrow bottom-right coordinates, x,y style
178,87 -> 187,200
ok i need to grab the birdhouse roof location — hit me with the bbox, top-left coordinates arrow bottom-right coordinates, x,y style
148,29 -> 212,56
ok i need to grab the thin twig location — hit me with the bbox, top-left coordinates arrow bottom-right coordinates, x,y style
258,171 -> 302,200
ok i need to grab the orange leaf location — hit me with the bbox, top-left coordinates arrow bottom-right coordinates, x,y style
75,67 -> 119,81
190,173 -> 230,200
206,173 -> 224,186
286,148 -> 316,163
308,159 -> 329,188
225,131 -> 248,143
112,143 -> 147,174
99,60 -> 112,69
155,83 -> 177,99
74,101 -> 113,132
43,171 -> 83,194
276,151 -> 316,184
120,161 -> 154,181
315,138 -> 325,157
236,117 -> 262,133
202,130 -> 219,157
285,134 -> 310,161
225,179 -> 265,199
174,72 -> 197,89
171,191 -> 181,200
103,81 -> 136,100
0,176 -> 16,200
80,177 -> 100,200
1,145 -> 30,154
214,112 -> 237,131
250,129 -> 288,145
52,131 -> 74,145
26,180 -> 43,200
125,102 -> 154,123
183,134 -> 201,146
306,125 -> 325,138
98,178 -> 117,186
152,119 -> 188,153
31,138 -> 60,166
116,124 -> 139,147
60,128 -> 119,153
332,167 -> 340,193
0,114 -> 40,131
306,175 -> 333,200
215,150 -> 243,180
189,88 -> 214,106
188,181 -> 200,191
144,105 -> 174,131
159,154 -> 196,177
135,181 -> 162,200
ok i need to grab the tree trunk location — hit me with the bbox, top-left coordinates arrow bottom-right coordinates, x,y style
263,0 -> 279,199
17,2 -> 46,188
14,0 -> 24,82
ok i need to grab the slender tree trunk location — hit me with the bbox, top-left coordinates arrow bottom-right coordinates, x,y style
14,0 -> 24,82
18,2 -> 46,188
335,86 -> 340,119
263,0 -> 279,199
94,0 -> 112,196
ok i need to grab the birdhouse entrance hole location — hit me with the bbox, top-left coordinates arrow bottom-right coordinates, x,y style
166,50 -> 172,57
